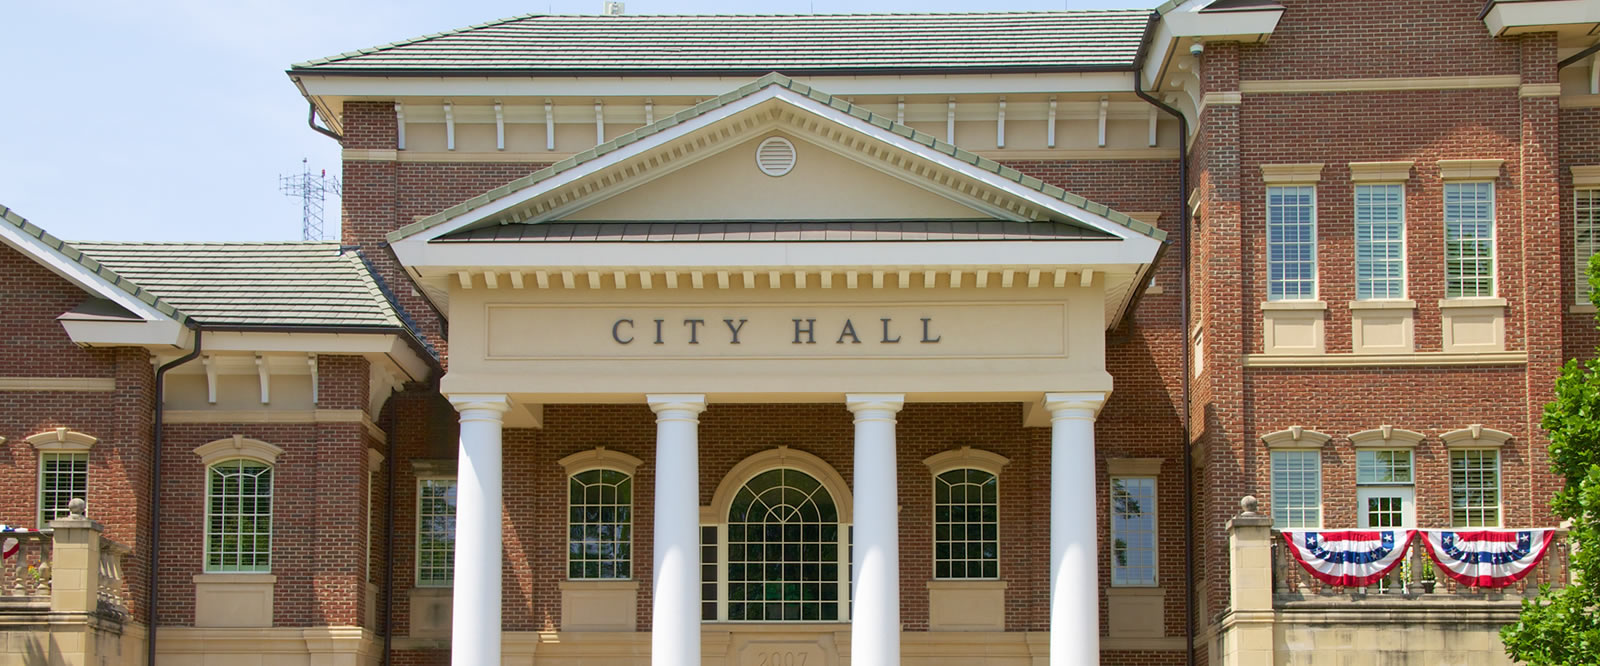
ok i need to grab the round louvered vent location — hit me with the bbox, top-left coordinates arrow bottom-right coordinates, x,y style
755,137 -> 797,177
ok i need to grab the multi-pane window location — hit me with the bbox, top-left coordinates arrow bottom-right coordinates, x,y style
1356,449 -> 1413,485
1267,185 -> 1318,301
1578,189 -> 1600,302
1271,450 -> 1322,528
1366,496 -> 1406,528
568,469 -> 633,579
1111,477 -> 1157,586
1445,182 -> 1496,298
1355,184 -> 1406,300
701,525 -> 718,621
205,459 -> 273,573
416,478 -> 457,586
1451,450 -> 1501,527
38,452 -> 88,524
726,468 -> 844,622
933,469 -> 999,580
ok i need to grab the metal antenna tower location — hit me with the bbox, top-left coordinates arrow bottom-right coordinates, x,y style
279,158 -> 341,241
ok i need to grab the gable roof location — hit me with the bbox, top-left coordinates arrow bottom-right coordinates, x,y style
0,204 -> 188,324
389,72 -> 1168,245
291,11 -> 1154,75
73,242 -> 406,329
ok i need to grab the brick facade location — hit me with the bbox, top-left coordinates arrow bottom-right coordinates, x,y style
2,2 -> 1595,664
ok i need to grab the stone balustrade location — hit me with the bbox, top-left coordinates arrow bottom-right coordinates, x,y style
1213,496 -> 1559,666
0,530 -> 53,605
0,498 -> 135,665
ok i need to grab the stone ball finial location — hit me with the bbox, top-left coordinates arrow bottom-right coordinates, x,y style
68,498 -> 86,518
1240,495 -> 1259,515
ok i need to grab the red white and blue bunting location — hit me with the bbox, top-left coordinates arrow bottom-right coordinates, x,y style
1418,529 -> 1555,589
1280,529 -> 1415,587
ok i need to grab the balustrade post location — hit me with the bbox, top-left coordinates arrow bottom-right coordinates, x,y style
1226,496 -> 1275,666
1406,540 -> 1426,596
48,498 -> 103,614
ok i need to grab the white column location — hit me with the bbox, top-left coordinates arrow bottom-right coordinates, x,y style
648,394 -> 707,666
448,394 -> 510,666
1045,392 -> 1107,666
847,393 -> 905,665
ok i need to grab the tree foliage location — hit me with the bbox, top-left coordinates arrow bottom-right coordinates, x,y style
1502,255 -> 1600,664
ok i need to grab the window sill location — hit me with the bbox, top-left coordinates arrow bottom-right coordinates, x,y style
559,579 -> 639,590
1438,297 -> 1507,308
1243,351 -> 1528,368
1261,300 -> 1329,311
1348,299 -> 1416,310
1572,303 -> 1596,314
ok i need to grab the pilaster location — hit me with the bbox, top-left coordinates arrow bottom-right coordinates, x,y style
1520,32 -> 1563,525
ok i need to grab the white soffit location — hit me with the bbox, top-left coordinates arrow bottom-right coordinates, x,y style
1482,0 -> 1600,39
1144,0 -> 1285,91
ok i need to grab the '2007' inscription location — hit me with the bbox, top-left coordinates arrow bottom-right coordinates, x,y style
756,652 -> 809,666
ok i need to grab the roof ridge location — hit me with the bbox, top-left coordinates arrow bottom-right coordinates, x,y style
0,204 -> 189,323
387,73 -> 1165,244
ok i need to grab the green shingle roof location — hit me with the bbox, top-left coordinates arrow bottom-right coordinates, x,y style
292,11 -> 1154,74
73,242 -> 404,328
389,73 -> 1168,244
1,204 -> 188,323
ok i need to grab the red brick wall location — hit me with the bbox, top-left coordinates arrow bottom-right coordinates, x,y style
152,355 -> 372,628
0,246 -> 157,621
1237,0 -> 1520,81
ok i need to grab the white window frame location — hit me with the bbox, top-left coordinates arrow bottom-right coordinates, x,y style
1449,449 -> 1502,528
415,475 -> 457,587
1354,183 -> 1408,300
931,467 -> 1001,581
1266,184 -> 1319,301
203,459 -> 275,574
1577,187 -> 1600,303
1271,449 -> 1323,529
1110,475 -> 1159,587
566,467 -> 635,581
1444,181 -> 1497,299
1355,448 -> 1414,486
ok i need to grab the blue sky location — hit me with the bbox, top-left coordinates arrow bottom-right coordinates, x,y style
0,0 -> 1148,242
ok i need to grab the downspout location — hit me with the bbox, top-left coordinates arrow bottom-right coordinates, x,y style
308,101 -> 343,142
147,327 -> 204,666
382,389 -> 399,666
1132,24 -> 1196,666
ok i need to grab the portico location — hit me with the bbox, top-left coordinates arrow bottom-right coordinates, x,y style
388,74 -> 1161,665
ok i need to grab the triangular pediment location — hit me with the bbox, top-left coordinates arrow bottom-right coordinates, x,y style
561,130 -> 995,223
389,74 -> 1165,247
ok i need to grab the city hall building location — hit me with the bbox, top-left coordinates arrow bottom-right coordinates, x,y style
2,0 -> 1599,664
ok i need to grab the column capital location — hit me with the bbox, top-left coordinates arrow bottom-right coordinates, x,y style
647,394 -> 707,415
447,394 -> 511,420
1042,392 -> 1108,421
845,394 -> 906,416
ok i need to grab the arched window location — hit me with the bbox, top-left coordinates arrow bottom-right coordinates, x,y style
559,447 -> 642,581
569,469 -> 633,579
707,447 -> 851,623
194,436 -> 282,574
932,469 -> 998,579
923,447 -> 1009,581
727,468 -> 842,621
